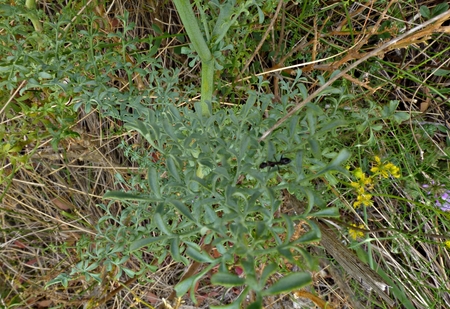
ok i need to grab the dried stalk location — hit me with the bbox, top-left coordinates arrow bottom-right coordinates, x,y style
283,190 -> 395,307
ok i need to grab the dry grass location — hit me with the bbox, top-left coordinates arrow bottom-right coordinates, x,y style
1,0 -> 450,308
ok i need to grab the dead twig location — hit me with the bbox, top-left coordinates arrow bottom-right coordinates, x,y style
283,190 -> 396,307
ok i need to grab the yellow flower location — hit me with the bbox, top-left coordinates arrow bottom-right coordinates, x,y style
351,181 -> 366,195
352,168 -> 374,190
371,156 -> 401,179
445,240 -> 450,249
350,181 -> 360,189
370,156 -> 381,173
353,193 -> 373,208
361,175 -> 374,189
349,224 -> 365,240
386,163 -> 401,178
356,186 -> 365,195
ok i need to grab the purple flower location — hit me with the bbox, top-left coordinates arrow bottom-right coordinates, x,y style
437,190 -> 450,211
422,183 -> 450,212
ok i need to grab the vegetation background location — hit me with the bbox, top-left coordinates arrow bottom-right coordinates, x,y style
1,0 -> 450,308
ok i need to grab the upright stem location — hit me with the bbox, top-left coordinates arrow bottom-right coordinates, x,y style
25,0 -> 43,32
172,0 -> 213,117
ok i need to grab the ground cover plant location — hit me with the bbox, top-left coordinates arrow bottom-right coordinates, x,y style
1,0 -> 450,308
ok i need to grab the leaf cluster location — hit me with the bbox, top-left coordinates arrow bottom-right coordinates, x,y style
57,60 -> 362,306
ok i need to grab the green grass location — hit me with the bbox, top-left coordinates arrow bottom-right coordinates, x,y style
1,0 -> 450,308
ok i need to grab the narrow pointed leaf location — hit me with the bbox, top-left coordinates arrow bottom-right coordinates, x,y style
308,207 -> 340,218
130,235 -> 167,251
104,191 -> 161,202
211,272 -> 245,287
174,276 -> 195,297
169,200 -> 195,222
154,213 -> 173,236
186,246 -> 214,263
167,156 -> 181,182
330,148 -> 351,167
262,272 -> 311,296
148,167 -> 161,198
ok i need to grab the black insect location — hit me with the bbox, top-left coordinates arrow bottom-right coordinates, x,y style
259,157 -> 291,169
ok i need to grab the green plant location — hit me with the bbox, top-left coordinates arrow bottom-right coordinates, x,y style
55,71 -> 355,307
420,3 -> 449,20
37,9 -> 368,300
45,1 -> 424,306
2,0 -> 450,308
0,1 -> 81,198
173,0 -> 276,117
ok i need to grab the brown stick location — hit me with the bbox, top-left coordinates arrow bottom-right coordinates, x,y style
283,190 -> 395,307
317,220 -> 395,306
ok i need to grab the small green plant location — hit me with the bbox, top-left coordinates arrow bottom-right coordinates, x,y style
54,70 -> 355,307
0,1 -> 80,198
420,3 -> 449,20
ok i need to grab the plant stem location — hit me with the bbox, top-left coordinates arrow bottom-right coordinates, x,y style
25,0 -> 43,32
172,0 -> 213,117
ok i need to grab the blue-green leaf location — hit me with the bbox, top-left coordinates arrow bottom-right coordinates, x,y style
432,3 -> 448,17
329,148 -> 351,167
295,221 -> 321,244
148,167 -> 161,198
242,92 -> 256,118
45,273 -> 70,288
254,221 -> 266,240
211,272 -> 245,287
308,138 -> 321,159
38,71 -> 53,79
167,156 -> 181,182
154,213 -> 173,236
247,299 -> 263,309
277,246 -> 294,263
317,119 -> 348,134
162,118 -> 177,140
185,246 -> 214,263
260,263 -> 277,285
170,237 -> 185,263
174,276 -> 195,296
393,112 -> 410,124
169,199 -> 195,222
308,207 -> 340,218
125,120 -> 163,153
256,5 -> 264,23
130,235 -> 167,251
282,214 -> 294,241
262,272 -> 312,296
433,69 -> 450,77
123,268 -> 136,277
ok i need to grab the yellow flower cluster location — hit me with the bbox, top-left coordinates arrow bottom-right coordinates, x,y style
350,156 -> 400,208
371,156 -> 401,179
348,223 -> 365,240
